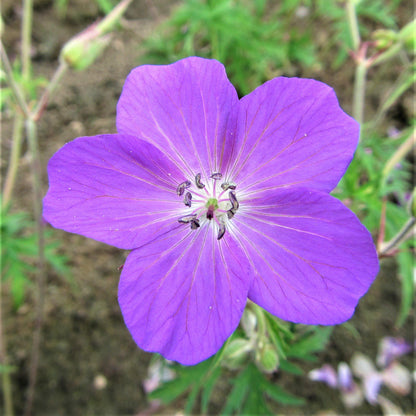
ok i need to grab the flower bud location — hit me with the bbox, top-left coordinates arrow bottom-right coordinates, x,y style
223,338 -> 252,370
240,308 -> 257,338
399,19 -> 416,54
256,342 -> 279,373
372,29 -> 398,50
60,0 -> 132,70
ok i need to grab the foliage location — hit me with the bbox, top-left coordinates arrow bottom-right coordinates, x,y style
142,0 -> 318,95
314,0 -> 404,67
1,207 -> 71,308
149,313 -> 333,414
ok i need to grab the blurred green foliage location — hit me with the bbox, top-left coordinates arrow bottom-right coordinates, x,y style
143,0 -> 405,93
1,207 -> 71,308
149,318 -> 332,414
143,0 -> 317,95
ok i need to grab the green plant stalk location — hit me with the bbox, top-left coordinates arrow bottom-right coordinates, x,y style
33,61 -> 68,121
2,114 -> 24,209
21,0 -> 33,81
352,61 -> 367,133
0,42 -> 31,118
346,0 -> 360,51
23,119 -> 46,416
382,130 -> 415,183
371,42 -> 403,67
373,68 -> 416,127
379,217 -> 416,256
0,281 -> 14,416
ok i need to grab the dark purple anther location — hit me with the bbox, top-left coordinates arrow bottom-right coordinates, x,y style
210,172 -> 222,180
183,191 -> 192,207
190,219 -> 200,229
195,173 -> 205,189
221,182 -> 236,191
178,214 -> 197,223
217,223 -> 226,240
229,190 -> 239,211
176,180 -> 191,196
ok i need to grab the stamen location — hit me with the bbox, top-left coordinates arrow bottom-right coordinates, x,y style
178,214 -> 197,224
195,173 -> 205,189
184,192 -> 192,207
176,180 -> 191,196
227,209 -> 236,219
229,190 -> 239,211
190,219 -> 200,229
221,182 -> 236,191
217,223 -> 226,240
210,172 -> 223,180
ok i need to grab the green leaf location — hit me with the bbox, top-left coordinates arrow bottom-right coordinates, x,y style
287,326 -> 333,360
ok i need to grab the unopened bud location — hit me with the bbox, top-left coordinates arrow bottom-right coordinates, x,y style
60,0 -> 132,70
372,29 -> 398,50
399,20 -> 416,54
240,309 -> 257,338
256,343 -> 279,373
223,338 -> 252,370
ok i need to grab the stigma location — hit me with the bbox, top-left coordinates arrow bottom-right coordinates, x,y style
176,172 -> 239,240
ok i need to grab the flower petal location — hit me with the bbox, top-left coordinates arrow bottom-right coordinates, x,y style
43,134 -> 186,249
232,188 -> 378,324
118,225 -> 250,365
116,57 -> 239,179
227,77 -> 359,194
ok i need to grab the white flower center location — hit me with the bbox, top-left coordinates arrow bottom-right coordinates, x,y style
176,172 -> 239,240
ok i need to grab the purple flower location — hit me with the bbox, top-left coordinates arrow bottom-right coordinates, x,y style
377,337 -> 413,368
43,57 -> 379,365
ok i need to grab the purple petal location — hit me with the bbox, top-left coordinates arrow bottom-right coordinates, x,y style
338,362 -> 354,391
308,364 -> 338,388
226,77 -> 359,195
377,337 -> 413,368
232,188 -> 378,324
116,57 -> 239,178
118,225 -> 250,365
43,134 -> 186,249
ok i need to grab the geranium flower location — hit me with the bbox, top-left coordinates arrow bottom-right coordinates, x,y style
43,57 -> 379,365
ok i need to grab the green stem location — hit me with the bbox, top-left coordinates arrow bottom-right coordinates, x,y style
23,119 -> 46,416
382,130 -> 415,184
371,42 -> 403,67
2,114 -> 24,209
21,0 -> 33,81
379,217 -> 416,256
346,0 -> 360,51
0,42 -> 31,118
33,61 -> 68,121
352,61 -> 367,135
0,280 -> 14,416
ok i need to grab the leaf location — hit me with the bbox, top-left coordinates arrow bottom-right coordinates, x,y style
287,326 -> 333,361
222,364 -> 304,415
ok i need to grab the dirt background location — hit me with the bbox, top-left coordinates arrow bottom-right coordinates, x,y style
1,0 -> 414,415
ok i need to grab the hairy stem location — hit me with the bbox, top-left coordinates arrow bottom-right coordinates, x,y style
2,114 -> 24,208
346,0 -> 360,51
33,61 -> 68,121
0,42 -> 31,118
379,217 -> 416,256
0,280 -> 14,416
382,129 -> 415,183
21,0 -> 33,81
23,119 -> 46,416
352,61 -> 367,130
